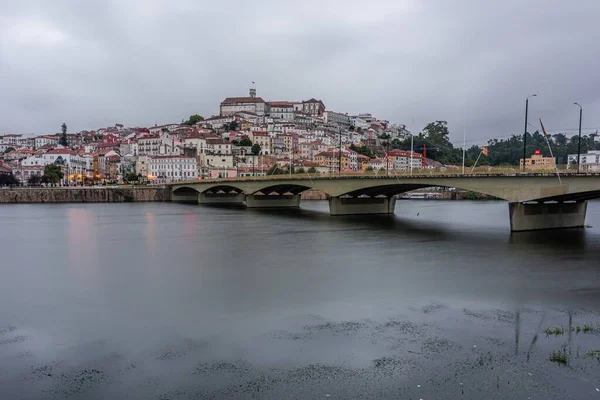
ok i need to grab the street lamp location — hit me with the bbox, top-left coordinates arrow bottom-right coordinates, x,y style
338,128 -> 342,174
574,103 -> 583,173
523,94 -> 537,172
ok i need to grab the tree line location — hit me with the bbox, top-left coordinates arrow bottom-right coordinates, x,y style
382,121 -> 599,167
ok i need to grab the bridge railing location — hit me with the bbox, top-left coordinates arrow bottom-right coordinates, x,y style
171,166 -> 597,185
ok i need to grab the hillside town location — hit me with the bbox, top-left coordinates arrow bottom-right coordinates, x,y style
0,87 -> 426,186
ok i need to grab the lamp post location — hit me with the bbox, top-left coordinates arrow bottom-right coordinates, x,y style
338,128 -> 342,174
523,94 -> 537,172
574,103 -> 583,173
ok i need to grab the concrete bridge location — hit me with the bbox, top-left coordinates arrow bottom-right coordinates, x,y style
171,174 -> 600,231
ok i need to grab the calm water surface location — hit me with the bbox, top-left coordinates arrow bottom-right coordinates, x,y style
1,200 -> 599,399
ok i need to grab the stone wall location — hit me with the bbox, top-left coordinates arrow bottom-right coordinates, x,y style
300,189 -> 328,200
0,187 -> 171,203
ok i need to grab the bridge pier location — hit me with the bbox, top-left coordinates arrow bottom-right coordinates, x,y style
245,194 -> 301,208
509,201 -> 587,231
171,191 -> 199,203
329,197 -> 396,216
199,193 -> 245,205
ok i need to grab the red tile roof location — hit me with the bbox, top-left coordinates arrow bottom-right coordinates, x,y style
387,150 -> 423,158
206,138 -> 230,145
269,101 -> 294,107
44,149 -> 77,155
221,97 -> 266,105
149,155 -> 193,159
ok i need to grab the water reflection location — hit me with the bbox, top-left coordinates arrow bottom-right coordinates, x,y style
1,202 -> 600,399
66,207 -> 99,288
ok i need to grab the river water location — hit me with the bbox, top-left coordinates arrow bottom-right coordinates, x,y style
1,200 -> 599,399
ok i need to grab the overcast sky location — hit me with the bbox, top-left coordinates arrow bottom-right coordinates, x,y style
1,0 -> 600,145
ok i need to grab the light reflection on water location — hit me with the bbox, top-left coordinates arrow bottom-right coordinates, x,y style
0,200 -> 599,398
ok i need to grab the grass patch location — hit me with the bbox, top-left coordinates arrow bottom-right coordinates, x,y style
543,326 -> 564,336
571,323 -> 597,334
549,349 -> 568,365
586,349 -> 600,360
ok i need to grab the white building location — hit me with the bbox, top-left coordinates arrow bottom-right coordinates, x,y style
387,150 -> 424,171
136,156 -> 149,178
138,134 -> 183,157
41,149 -> 89,176
203,154 -> 235,168
301,98 -> 326,117
220,96 -> 268,116
234,111 -> 263,124
248,131 -> 271,155
1,134 -> 24,146
299,140 -> 329,161
21,156 -> 45,167
269,101 -> 295,121
567,150 -> 600,171
350,116 -> 370,130
206,138 -> 232,155
148,155 -> 198,184
148,124 -> 181,135
201,115 -> 235,130
323,111 -> 351,127
34,135 -> 59,148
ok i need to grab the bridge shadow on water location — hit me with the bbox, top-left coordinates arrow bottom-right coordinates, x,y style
228,204 -> 599,255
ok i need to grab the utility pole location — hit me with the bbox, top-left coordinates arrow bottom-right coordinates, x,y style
462,122 -> 466,175
410,117 -> 414,176
338,128 -> 342,174
523,94 -> 537,172
574,103 -> 583,173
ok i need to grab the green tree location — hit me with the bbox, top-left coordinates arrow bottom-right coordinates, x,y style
125,172 -> 139,182
307,166 -> 317,174
378,133 -> 391,173
250,143 -> 262,176
422,120 -> 450,145
183,114 -> 204,125
0,174 -> 19,185
296,167 -> 305,174
390,138 -> 402,149
222,121 -> 239,131
349,143 -> 374,158
365,166 -> 374,171
3,146 -> 15,154
42,164 -> 64,184
27,174 -> 42,185
239,137 -> 252,147
59,123 -> 68,146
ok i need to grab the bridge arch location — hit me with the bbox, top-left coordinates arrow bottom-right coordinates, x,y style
251,183 -> 315,196
198,184 -> 245,195
532,189 -> 600,203
173,186 -> 200,194
337,182 -> 502,200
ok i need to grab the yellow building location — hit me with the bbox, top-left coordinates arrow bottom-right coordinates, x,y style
520,151 -> 556,171
314,150 -> 350,172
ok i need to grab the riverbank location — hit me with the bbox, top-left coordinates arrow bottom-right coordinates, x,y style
0,187 -> 496,203
0,187 -> 170,203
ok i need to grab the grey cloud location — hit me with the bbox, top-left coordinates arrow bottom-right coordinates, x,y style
1,0 -> 599,144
